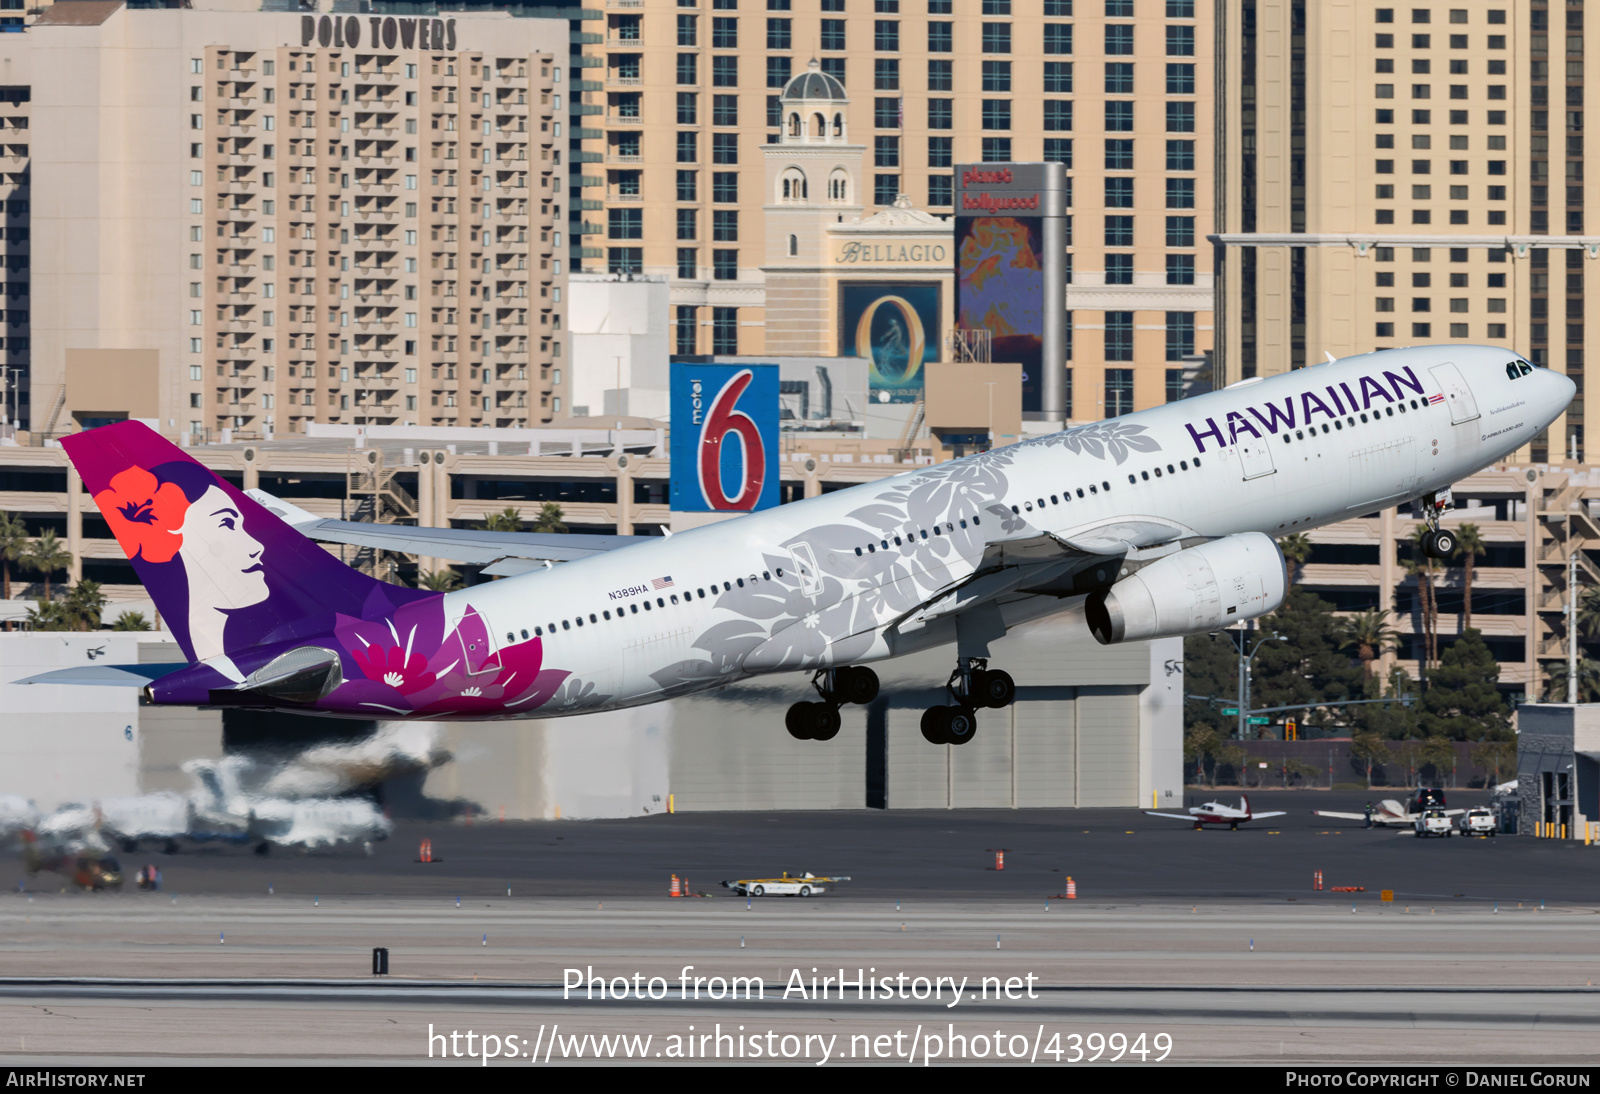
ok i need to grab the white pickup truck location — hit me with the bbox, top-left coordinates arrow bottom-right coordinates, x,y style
1414,808 -> 1455,838
1457,806 -> 1497,837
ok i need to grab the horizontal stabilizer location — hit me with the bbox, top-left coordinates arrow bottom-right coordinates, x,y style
245,488 -> 651,565
17,663 -> 189,687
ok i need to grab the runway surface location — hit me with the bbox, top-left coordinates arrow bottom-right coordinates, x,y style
4,791 -> 1598,1064
3,896 -> 1600,1064
4,789 -> 1587,905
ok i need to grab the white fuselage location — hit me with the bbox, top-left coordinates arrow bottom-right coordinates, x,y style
443,345 -> 1572,717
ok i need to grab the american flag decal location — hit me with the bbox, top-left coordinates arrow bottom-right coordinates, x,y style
652,576 -> 675,590
1428,393 -> 1445,404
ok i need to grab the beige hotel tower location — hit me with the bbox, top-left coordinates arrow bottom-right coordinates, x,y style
0,1 -> 571,439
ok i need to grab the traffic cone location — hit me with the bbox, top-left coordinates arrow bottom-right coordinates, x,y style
995,850 -> 1005,871
1313,870 -> 1323,891
670,874 -> 681,898
1066,877 -> 1077,899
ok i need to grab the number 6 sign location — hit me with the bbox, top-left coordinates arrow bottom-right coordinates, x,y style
670,362 -> 780,513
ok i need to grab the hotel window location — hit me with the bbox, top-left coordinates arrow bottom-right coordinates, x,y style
981,137 -> 1012,161
712,16 -> 737,47
1106,177 -> 1134,206
767,57 -> 791,88
928,99 -> 953,129
677,209 -> 698,239
929,175 -> 953,205
983,60 -> 1012,91
676,306 -> 698,353
713,172 -> 738,201
712,307 -> 738,353
678,14 -> 698,45
713,94 -> 737,125
608,248 -> 642,274
1045,25 -> 1073,53
1106,101 -> 1134,131
982,101 -> 1011,129
875,136 -> 900,166
1043,138 -> 1073,165
982,23 -> 1012,52
677,92 -> 698,124
677,169 -> 697,200
712,133 -> 738,163
1166,63 -> 1195,93
1106,254 -> 1134,284
1166,216 -> 1195,246
677,133 -> 698,162
875,20 -> 899,49
1044,61 -> 1073,92
1044,101 -> 1073,130
876,98 -> 901,127
821,19 -> 846,50
713,250 -> 738,280
1166,139 -> 1195,170
928,135 -> 953,166
1105,139 -> 1133,169
1105,62 -> 1134,93
1165,313 -> 1195,360
1166,101 -> 1195,132
1166,254 -> 1195,284
875,59 -> 899,89
874,174 -> 899,204
928,60 -> 953,90
1166,178 -> 1195,208
712,57 -> 737,86
677,54 -> 698,85
929,21 -> 952,50
766,18 -> 790,48
1105,215 -> 1133,246
1105,367 -> 1134,412
1166,25 -> 1195,55
712,210 -> 738,241
677,249 -> 697,280
1106,24 -> 1134,54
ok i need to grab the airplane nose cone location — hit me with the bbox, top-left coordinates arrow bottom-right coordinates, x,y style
1549,367 -> 1578,416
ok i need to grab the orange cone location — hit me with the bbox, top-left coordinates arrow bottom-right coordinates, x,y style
1313,870 -> 1323,891
669,874 -> 681,898
1066,877 -> 1077,899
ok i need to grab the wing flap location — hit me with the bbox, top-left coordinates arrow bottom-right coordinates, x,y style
245,488 -> 651,564
17,663 -> 189,687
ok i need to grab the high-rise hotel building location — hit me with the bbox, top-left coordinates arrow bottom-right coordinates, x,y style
3,1 -> 572,439
1216,0 -> 1590,464
594,0 -> 1216,418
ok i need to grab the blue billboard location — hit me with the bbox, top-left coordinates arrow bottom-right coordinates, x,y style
669,362 -> 780,513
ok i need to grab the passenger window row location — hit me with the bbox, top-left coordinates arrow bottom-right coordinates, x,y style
1280,397 -> 1427,445
853,515 -> 981,557
510,568 -> 786,642
1128,457 -> 1202,484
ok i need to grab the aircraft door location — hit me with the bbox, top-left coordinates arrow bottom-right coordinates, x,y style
1429,362 -> 1481,425
788,541 -> 823,597
1236,435 -> 1277,481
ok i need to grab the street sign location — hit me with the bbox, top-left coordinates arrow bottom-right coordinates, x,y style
1381,890 -> 1394,903
1248,716 -> 1270,725
1222,707 -> 1240,716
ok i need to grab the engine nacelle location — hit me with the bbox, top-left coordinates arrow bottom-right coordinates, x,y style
1084,532 -> 1287,645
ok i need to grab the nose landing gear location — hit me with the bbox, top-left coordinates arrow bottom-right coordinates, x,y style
1417,489 -> 1457,559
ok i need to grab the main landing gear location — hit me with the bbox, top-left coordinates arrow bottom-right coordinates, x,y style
919,659 -> 1016,746
785,666 -> 880,741
1416,488 -> 1457,559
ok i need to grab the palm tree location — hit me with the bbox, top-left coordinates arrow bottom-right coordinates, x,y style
1342,607 -> 1399,679
111,610 -> 152,632
1406,525 -> 1442,673
0,509 -> 26,606
531,501 -> 568,534
63,579 -> 105,631
1577,585 -> 1600,642
23,528 -> 70,602
482,506 -> 522,533
1277,532 -> 1312,589
1452,522 -> 1487,631
417,567 -> 463,592
1544,658 -> 1600,703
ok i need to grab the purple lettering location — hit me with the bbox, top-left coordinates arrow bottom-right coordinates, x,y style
1186,417 -> 1227,453
1326,386 -> 1346,414
1301,390 -> 1336,422
1359,374 -> 1395,405
1246,398 -> 1297,433
1385,366 -> 1426,399
1339,382 -> 1360,412
1225,411 -> 1262,441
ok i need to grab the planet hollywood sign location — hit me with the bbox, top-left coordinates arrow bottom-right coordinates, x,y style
956,167 -> 1043,214
301,14 -> 459,52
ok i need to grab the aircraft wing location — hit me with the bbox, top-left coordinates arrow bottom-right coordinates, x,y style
1143,811 -> 1200,821
244,488 -> 652,568
1250,811 -> 1287,820
897,517 -> 1199,633
17,663 -> 189,687
1312,810 -> 1371,821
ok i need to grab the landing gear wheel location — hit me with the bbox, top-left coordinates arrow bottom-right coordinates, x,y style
811,704 -> 842,741
973,669 -> 1016,709
836,666 -> 880,705
1430,528 -> 1457,558
788,701 -> 840,741
946,706 -> 978,746
1230,821 -> 1239,831
1193,822 -> 1203,831
921,706 -> 951,744
785,701 -> 814,740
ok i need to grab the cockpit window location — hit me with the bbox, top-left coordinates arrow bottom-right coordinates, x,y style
1507,360 -> 1534,379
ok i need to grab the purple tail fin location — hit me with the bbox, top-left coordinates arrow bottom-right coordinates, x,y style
62,422 -> 424,664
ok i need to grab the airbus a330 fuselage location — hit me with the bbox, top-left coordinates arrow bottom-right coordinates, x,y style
44,345 -> 1572,746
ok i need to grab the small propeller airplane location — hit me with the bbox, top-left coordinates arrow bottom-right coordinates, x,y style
1144,795 -> 1286,831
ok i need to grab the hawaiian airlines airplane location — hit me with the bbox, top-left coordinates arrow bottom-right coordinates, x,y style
27,345 -> 1571,748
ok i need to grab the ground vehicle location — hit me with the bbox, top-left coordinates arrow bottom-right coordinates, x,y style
1458,806 -> 1497,837
721,872 -> 850,897
1414,808 -> 1454,838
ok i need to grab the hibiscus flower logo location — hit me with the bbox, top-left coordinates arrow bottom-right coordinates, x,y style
94,466 -> 190,564
350,637 -> 437,695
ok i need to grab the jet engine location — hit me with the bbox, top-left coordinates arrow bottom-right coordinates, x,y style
1084,532 -> 1287,645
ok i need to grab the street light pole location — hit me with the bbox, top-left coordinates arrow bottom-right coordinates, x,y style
1227,625 -> 1284,739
